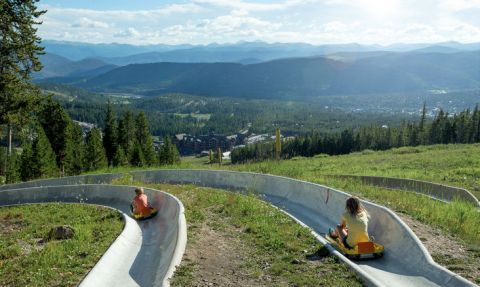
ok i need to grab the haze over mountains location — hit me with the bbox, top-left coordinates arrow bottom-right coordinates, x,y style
35,53 -> 117,79
43,40 -> 480,65
38,40 -> 480,100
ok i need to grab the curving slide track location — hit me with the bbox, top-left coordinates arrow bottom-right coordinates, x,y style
0,170 -> 476,287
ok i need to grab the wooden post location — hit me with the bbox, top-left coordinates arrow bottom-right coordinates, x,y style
275,128 -> 281,160
217,147 -> 222,165
8,125 -> 12,156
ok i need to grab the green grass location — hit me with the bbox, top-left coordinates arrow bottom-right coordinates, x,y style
110,177 -> 362,286
218,145 -> 480,247
0,203 -> 124,287
84,144 -> 480,246
97,144 -> 480,200
179,144 -> 480,246
229,144 -> 480,198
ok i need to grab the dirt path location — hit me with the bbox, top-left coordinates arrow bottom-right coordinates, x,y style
180,223 -> 279,287
399,214 -> 480,285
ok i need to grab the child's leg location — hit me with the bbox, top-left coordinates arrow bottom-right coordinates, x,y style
336,224 -> 348,240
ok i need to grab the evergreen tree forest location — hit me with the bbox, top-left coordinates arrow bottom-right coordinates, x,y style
231,106 -> 480,164
1,0 -> 44,182
1,101 -> 181,183
0,1 -> 180,184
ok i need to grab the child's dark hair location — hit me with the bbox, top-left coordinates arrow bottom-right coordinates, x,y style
345,197 -> 365,216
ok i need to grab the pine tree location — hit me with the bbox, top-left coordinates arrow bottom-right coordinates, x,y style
5,150 -> 20,183
467,106 -> 478,143
64,123 -> 84,175
118,110 -> 136,162
84,128 -> 107,171
37,98 -> 72,172
19,142 -> 34,181
31,124 -> 58,179
158,139 -> 169,165
112,146 -> 129,167
135,112 -> 157,166
419,102 -> 427,145
170,141 -> 180,164
217,147 -> 222,165
159,137 -> 180,165
130,142 -> 145,167
0,1 -> 45,170
103,101 -> 117,165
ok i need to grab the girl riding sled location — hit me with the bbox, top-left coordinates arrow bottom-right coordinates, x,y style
131,187 -> 154,218
329,196 -> 370,249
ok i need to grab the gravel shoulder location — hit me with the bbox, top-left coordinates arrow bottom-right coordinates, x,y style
399,213 -> 480,285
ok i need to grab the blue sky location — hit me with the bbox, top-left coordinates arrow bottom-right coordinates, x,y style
38,0 -> 480,45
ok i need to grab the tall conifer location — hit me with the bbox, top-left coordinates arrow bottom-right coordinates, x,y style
31,124 -> 58,178
64,123 -> 85,175
5,150 -> 20,183
84,127 -> 107,171
118,110 -> 136,162
103,101 -> 117,165
159,137 -> 180,165
37,98 -> 71,172
135,112 -> 157,166
0,1 -> 45,157
130,142 -> 145,167
112,146 -> 129,167
19,142 -> 34,181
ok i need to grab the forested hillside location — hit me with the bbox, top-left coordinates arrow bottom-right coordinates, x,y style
74,51 -> 480,99
232,105 -> 480,163
39,83 -> 410,137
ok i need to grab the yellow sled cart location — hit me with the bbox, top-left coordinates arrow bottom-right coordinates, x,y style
130,207 -> 158,221
325,234 -> 384,260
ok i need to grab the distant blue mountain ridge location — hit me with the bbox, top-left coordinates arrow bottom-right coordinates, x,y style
42,40 -> 480,64
37,40 -> 480,100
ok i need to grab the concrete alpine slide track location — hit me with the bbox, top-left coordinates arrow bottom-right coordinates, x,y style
0,170 -> 476,287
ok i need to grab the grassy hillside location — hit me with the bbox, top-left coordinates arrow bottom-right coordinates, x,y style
127,144 -> 480,241
94,143 -> 480,199
218,144 -> 480,247
90,143 -> 480,283
0,204 -> 123,286
225,144 -> 480,199
91,143 -> 480,247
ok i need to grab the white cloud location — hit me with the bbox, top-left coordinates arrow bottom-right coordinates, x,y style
114,28 -> 141,38
161,12 -> 282,43
440,0 -> 480,12
71,17 -> 110,29
41,3 -> 203,21
37,0 -> 480,45
193,0 -> 319,12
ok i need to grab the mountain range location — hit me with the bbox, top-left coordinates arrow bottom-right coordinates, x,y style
37,40 -> 480,100
69,51 -> 478,99
42,40 -> 480,65
35,53 -> 117,79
